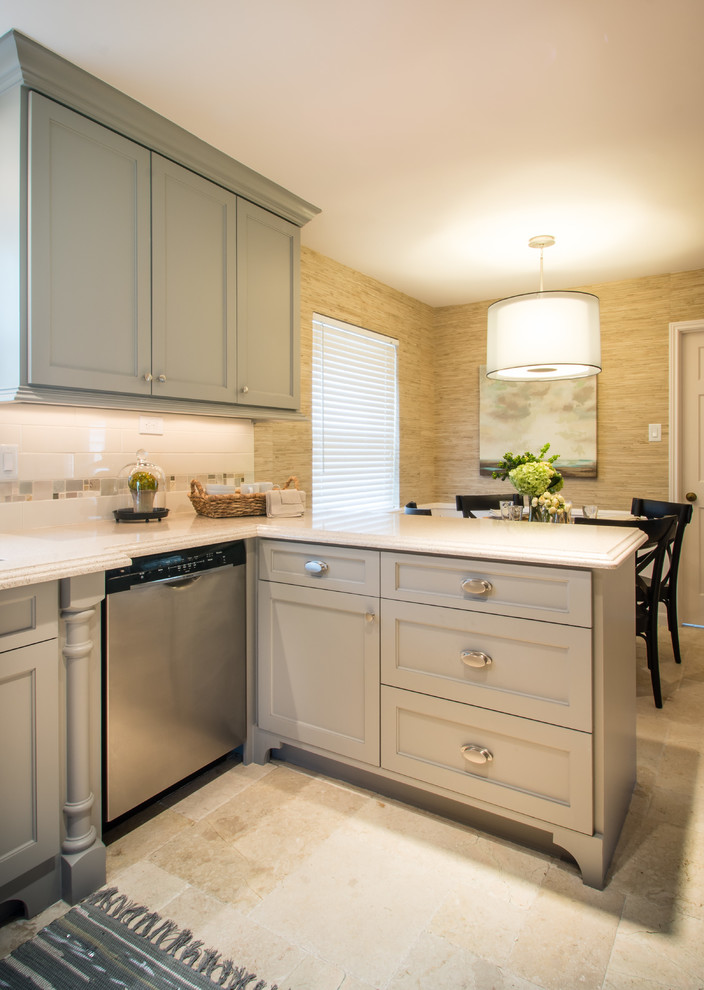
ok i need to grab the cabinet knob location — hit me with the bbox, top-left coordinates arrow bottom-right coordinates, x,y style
461,578 -> 493,597
157,374 -> 167,383
304,560 -> 329,576
143,373 -> 153,382
686,492 -> 697,502
241,385 -> 249,394
365,610 -> 376,624
461,744 -> 493,765
460,650 -> 492,669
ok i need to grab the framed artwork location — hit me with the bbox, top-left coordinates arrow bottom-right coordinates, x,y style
479,367 -> 597,477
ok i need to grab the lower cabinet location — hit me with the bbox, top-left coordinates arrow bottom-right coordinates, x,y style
0,583 -> 60,915
257,542 -> 380,764
254,540 -> 636,888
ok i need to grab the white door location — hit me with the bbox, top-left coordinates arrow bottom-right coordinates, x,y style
672,321 -> 704,625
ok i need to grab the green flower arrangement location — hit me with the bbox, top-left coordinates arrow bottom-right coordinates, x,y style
492,442 -> 563,497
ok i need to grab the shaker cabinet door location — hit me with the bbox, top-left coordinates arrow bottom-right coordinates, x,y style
237,200 -> 300,409
258,581 -> 380,764
151,155 -> 237,402
28,92 -> 152,394
0,638 -> 59,889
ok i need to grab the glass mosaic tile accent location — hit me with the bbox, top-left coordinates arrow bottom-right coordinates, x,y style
2,473 -> 244,503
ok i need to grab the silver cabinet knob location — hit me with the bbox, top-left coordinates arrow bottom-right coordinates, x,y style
461,578 -> 493,597
143,373 -> 153,382
157,374 -> 167,383
241,385 -> 249,394
686,492 -> 697,502
461,744 -> 493,765
304,560 -> 329,576
460,650 -> 492,669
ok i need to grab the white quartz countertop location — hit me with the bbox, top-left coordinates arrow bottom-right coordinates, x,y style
0,507 -> 646,590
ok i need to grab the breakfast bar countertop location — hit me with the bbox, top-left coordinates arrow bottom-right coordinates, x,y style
0,507 -> 646,591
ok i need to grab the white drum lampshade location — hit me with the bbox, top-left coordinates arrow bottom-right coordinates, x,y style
486,289 -> 601,381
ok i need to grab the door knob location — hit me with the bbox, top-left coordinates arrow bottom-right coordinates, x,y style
686,492 -> 697,502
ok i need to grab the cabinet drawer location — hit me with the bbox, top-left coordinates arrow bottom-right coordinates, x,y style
259,540 -> 379,595
381,686 -> 592,833
381,599 -> 592,730
0,582 -> 58,652
381,552 -> 591,627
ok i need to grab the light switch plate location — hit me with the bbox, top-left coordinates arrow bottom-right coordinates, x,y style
648,423 -> 662,442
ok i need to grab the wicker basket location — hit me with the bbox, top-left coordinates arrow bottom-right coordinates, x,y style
188,477 -> 299,518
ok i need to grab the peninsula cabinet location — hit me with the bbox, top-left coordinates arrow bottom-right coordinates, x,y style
0,582 -> 60,918
253,541 -> 636,889
0,30 -> 317,415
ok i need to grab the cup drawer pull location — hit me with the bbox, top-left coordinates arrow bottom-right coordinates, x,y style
461,578 -> 493,596
461,744 -> 494,765
460,650 -> 492,668
304,560 -> 329,576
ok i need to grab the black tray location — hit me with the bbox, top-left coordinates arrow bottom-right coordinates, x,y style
113,507 -> 169,523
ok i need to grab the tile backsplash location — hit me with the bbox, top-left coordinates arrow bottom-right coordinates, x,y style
0,404 -> 255,531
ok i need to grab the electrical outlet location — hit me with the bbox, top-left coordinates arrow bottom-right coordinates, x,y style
139,416 -> 164,436
0,443 -> 19,480
648,423 -> 662,442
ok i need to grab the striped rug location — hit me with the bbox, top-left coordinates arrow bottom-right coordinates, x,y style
0,887 -> 282,989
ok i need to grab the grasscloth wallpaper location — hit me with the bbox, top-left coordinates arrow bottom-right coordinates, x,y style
256,252 -> 704,511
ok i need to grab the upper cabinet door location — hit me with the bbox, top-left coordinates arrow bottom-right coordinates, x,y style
151,155 -> 237,403
27,92 -> 152,394
237,200 -> 300,409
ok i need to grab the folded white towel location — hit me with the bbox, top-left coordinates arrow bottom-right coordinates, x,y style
266,488 -> 306,517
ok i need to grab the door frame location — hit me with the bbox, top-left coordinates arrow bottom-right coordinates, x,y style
669,319 -> 704,499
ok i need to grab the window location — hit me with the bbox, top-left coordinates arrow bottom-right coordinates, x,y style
312,314 -> 399,512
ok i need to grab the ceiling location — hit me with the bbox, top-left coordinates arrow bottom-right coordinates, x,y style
2,0 -> 703,306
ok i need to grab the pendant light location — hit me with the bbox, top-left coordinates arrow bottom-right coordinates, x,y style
486,235 -> 601,381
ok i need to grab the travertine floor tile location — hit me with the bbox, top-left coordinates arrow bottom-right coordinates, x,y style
508,863 -> 624,990
606,892 -> 704,989
609,819 -> 704,920
161,759 -> 274,821
167,895 -> 306,989
387,932 -> 544,990
147,819 -> 263,912
249,813 -> 463,987
106,806 -> 191,879
224,773 -> 369,898
103,860 -> 189,910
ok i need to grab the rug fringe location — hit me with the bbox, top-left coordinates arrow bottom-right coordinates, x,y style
86,887 -> 282,990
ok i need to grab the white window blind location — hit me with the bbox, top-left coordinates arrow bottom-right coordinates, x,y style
312,314 -> 399,512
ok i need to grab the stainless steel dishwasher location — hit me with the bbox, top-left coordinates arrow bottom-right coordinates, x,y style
103,540 -> 246,824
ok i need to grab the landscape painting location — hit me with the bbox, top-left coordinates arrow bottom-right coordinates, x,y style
479,367 -> 597,477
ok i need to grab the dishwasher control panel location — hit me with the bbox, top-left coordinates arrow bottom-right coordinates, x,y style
106,540 -> 246,593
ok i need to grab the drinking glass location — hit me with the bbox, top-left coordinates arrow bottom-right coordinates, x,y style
582,504 -> 599,518
500,500 -> 513,519
509,504 -> 524,521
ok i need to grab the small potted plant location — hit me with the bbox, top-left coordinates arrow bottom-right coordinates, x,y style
126,450 -> 162,513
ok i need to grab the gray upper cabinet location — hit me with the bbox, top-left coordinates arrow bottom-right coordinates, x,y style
152,154 -> 237,403
237,201 -> 300,409
28,92 -> 152,395
0,29 -> 319,416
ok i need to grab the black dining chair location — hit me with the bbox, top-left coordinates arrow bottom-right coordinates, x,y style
575,514 -> 678,708
630,498 -> 693,666
455,493 -> 523,518
404,502 -> 432,515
